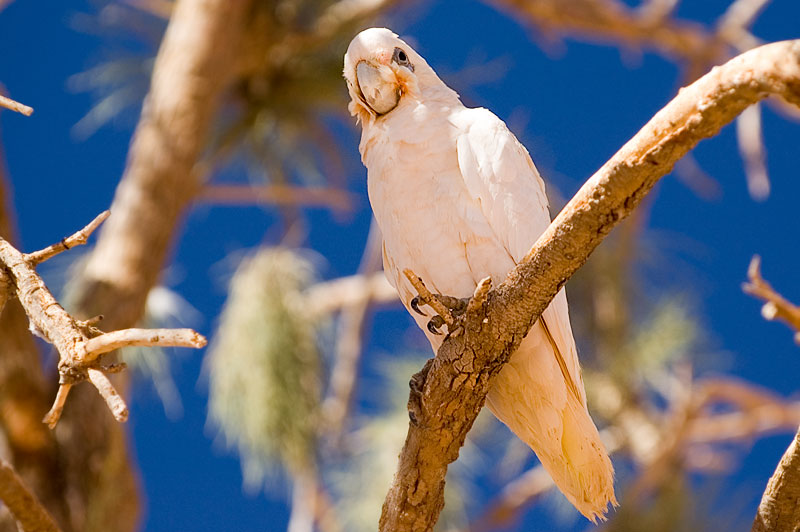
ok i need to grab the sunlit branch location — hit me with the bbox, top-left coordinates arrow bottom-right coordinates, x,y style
379,40 -> 800,532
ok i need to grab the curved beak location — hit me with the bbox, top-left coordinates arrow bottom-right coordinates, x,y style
356,61 -> 400,115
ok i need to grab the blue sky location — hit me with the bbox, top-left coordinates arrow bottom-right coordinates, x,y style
2,1 -> 800,530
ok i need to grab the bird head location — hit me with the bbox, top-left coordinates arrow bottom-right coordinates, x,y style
343,28 -> 427,124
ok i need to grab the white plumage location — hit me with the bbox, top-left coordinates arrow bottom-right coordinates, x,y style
344,28 -> 617,521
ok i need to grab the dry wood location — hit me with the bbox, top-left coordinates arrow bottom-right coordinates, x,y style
0,93 -> 33,116
60,2 -> 253,530
752,428 -> 800,532
0,212 -> 207,429
0,140 -> 70,530
0,460 -> 61,532
743,256 -> 800,531
81,328 -> 205,360
744,255 -> 800,343
379,40 -> 800,532
26,211 -> 110,265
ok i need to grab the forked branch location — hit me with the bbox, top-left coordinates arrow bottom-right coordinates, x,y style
0,211 -> 206,429
744,257 -> 800,531
379,40 -> 800,532
744,255 -> 800,343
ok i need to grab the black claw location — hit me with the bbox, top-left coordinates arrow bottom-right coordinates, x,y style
410,296 -> 426,316
427,315 -> 445,335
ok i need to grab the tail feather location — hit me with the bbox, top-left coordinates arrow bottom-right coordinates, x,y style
485,323 -> 617,522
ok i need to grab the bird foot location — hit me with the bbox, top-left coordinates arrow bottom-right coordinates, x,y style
411,293 -> 469,335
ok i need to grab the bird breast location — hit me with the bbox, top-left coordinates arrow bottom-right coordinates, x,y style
363,113 -> 514,301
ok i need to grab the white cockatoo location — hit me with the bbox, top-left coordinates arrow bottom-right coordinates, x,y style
344,28 -> 616,521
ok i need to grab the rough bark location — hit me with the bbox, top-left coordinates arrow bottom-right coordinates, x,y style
379,40 -> 800,532
752,428 -> 800,532
55,1 -> 254,531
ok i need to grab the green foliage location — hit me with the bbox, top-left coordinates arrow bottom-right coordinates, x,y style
205,247 -> 323,487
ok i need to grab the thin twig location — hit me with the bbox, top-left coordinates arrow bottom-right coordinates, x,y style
26,210 -> 110,264
87,368 -> 129,422
0,212 -> 207,428
0,93 -> 33,116
80,327 -> 206,363
42,383 -> 73,430
743,255 -> 800,342
0,459 -> 62,532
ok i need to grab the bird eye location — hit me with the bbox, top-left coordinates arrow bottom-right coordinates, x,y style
392,47 -> 414,71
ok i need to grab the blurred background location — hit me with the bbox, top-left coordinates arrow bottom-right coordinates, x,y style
1,0 -> 799,531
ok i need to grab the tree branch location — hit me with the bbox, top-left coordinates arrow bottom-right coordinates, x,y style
61,2 -> 253,528
0,459 -> 61,532
752,428 -> 800,532
745,257 -> 800,531
0,93 -> 33,116
305,273 -> 397,317
0,212 -> 207,429
744,255 -> 800,343
379,40 -> 800,532
26,211 -> 110,265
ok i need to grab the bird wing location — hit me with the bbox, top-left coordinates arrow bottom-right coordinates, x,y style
453,107 -> 586,405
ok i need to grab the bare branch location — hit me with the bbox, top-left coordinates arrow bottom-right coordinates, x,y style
743,254 -> 800,530
0,459 -> 61,532
42,383 -> 73,430
47,1 -> 255,529
752,428 -> 800,531
379,40 -> 800,532
0,93 -> 33,116
26,210 -> 110,264
743,255 -> 800,342
306,273 -> 398,317
0,213 -> 207,428
198,184 -> 355,212
81,327 -> 206,362
87,368 -> 129,423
